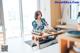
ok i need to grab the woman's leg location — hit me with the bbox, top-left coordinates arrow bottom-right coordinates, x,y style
32,35 -> 40,48
41,33 -> 48,40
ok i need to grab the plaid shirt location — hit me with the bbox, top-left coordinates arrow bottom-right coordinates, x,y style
32,18 -> 48,33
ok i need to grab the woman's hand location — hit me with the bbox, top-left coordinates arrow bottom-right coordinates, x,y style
45,26 -> 53,30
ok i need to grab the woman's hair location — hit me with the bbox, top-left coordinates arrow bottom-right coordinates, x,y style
34,10 -> 42,20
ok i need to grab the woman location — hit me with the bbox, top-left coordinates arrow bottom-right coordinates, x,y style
32,10 -> 48,48
32,10 -> 48,33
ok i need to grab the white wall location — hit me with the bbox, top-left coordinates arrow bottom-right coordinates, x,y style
39,0 -> 51,26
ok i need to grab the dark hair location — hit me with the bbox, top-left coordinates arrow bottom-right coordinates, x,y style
34,10 -> 42,20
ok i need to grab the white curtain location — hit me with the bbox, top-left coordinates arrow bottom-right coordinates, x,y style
2,0 -> 21,38
22,0 -> 37,35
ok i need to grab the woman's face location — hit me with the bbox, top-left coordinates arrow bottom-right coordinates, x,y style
37,14 -> 42,20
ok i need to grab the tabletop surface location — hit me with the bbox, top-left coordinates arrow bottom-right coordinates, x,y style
58,33 -> 80,42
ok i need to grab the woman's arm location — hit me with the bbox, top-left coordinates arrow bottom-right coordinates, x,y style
32,21 -> 37,29
32,21 -> 41,33
41,18 -> 48,26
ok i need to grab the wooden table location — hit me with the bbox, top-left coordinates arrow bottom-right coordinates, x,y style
32,29 -> 65,39
32,31 -> 58,48
58,33 -> 80,53
32,31 -> 58,39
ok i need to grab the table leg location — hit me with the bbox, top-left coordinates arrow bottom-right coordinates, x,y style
59,39 -> 68,53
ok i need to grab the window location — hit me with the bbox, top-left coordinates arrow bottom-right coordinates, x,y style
2,0 -> 37,38
71,4 -> 78,20
2,0 -> 21,38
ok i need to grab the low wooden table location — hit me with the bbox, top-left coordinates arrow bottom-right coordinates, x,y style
32,29 -> 65,40
32,29 -> 66,48
58,33 -> 80,53
32,31 -> 58,48
32,31 -> 58,40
